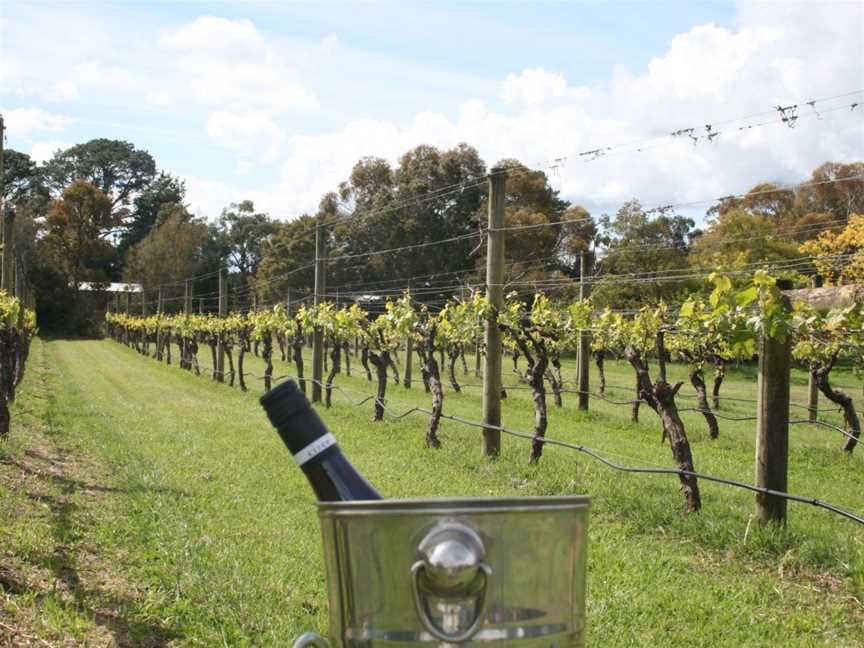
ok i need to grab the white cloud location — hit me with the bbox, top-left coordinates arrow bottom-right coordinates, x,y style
29,140 -> 73,164
206,110 -> 286,161
2,108 -> 72,135
320,34 -> 340,54
243,0 -> 864,220
159,16 -> 265,57
502,68 -> 571,107
184,176 -> 237,220
160,16 -> 318,113
145,92 -> 174,107
184,174 -> 273,221
48,80 -> 81,102
72,60 -> 136,88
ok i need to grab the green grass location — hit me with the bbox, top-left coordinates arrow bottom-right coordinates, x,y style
2,336 -> 863,646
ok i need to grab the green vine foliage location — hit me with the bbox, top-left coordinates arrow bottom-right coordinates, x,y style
105,271 -> 860,387
0,290 -> 38,436
792,302 -> 863,367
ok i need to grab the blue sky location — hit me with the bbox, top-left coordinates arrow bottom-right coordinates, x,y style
2,1 -> 862,221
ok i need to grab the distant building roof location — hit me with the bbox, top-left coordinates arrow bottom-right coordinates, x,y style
77,282 -> 142,293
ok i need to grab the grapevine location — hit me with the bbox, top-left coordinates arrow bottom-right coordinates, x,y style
0,291 -> 37,437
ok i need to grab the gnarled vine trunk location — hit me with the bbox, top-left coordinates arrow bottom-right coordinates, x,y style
690,369 -> 719,439
0,323 -> 33,438
342,341 -> 351,377
594,350 -> 606,395
418,348 -> 431,393
447,348 -> 461,393
503,324 -> 549,464
225,345 -> 235,387
277,332 -> 286,362
631,374 -> 641,423
546,353 -> 563,408
238,341 -> 247,391
388,353 -> 400,386
292,335 -> 306,394
711,355 -> 725,409
625,337 -> 701,514
812,357 -> 860,453
418,331 -> 443,448
369,350 -> 389,421
209,342 -> 218,381
325,338 -> 341,408
361,346 -> 373,381
526,350 -> 548,464
0,401 -> 9,438
190,339 -> 200,375
426,356 -> 443,448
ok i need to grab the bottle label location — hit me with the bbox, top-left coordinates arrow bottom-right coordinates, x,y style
293,433 -> 337,466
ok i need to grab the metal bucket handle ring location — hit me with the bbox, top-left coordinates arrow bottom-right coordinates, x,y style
410,520 -> 492,643
411,560 -> 491,643
292,632 -> 329,648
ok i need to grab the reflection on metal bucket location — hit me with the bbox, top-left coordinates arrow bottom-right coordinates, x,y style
303,496 -> 589,647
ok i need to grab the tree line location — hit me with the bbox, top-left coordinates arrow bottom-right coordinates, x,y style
2,137 -> 862,333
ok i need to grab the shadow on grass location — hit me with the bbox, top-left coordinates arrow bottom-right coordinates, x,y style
3,445 -> 184,646
0,449 -> 190,499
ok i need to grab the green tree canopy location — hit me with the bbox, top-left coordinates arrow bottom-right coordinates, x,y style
254,214 -> 318,303
123,205 -> 213,297
328,143 -> 487,293
40,181 -> 116,289
2,149 -> 48,206
43,139 -> 156,211
690,208 -> 802,275
593,200 -> 695,308
119,172 -> 186,255
218,200 -> 279,294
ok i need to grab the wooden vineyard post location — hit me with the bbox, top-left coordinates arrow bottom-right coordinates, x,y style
807,372 -> 818,423
0,113 -> 11,294
124,290 -> 130,314
482,167 -> 507,457
2,209 -> 13,294
216,268 -> 227,383
182,280 -> 191,370
755,280 -> 793,525
404,286 -> 413,389
156,286 -> 163,356
285,288 -> 291,317
312,223 -> 327,403
141,289 -> 147,316
577,250 -> 592,410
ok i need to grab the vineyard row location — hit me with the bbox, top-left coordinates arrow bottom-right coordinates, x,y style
106,271 -> 862,518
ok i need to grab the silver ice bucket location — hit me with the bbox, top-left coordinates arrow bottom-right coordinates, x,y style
297,496 -> 589,647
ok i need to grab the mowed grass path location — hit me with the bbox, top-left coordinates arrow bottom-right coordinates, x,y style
2,337 -> 863,646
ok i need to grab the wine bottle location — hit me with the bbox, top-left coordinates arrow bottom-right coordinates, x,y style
260,379 -> 382,501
